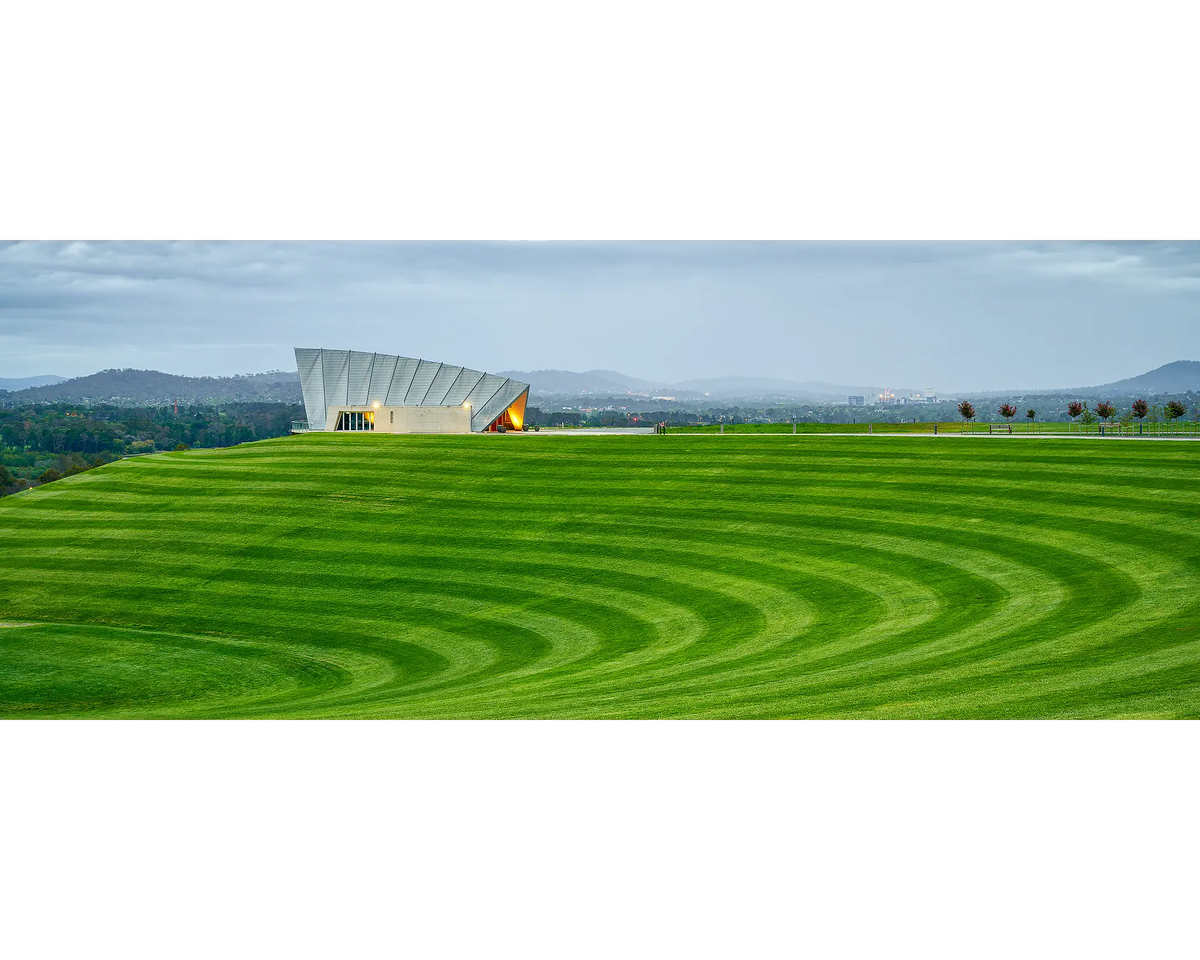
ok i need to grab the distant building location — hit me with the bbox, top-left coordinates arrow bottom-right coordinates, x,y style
848,395 -> 865,406
295,348 -> 529,434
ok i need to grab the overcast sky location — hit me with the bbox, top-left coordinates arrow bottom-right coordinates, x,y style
2,241 -> 1197,392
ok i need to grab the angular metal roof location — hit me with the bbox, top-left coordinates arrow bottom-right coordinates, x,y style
295,348 -> 530,432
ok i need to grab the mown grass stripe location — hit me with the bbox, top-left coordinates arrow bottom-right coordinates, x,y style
2,434 -> 1198,717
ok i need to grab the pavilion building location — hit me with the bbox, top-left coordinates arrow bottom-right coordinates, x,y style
294,348 -> 529,434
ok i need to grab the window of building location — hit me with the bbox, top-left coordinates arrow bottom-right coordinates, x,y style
335,410 -> 374,431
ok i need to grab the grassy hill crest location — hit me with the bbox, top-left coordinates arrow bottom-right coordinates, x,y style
3,433 -> 1198,718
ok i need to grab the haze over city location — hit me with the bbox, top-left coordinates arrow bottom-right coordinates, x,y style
3,241 -> 1198,394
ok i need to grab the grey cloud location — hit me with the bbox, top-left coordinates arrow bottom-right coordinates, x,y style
2,241 -> 1198,391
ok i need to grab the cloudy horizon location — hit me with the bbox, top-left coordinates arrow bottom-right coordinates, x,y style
2,241 -> 1197,393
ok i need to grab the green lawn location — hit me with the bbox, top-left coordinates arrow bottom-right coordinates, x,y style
2,433 -> 1198,717
672,421 -> 1199,435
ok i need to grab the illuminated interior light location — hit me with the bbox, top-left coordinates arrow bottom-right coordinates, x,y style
506,390 -> 528,430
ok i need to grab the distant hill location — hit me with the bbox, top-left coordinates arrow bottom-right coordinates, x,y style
502,368 -> 906,400
514,361 -> 1200,404
671,375 -> 918,400
499,369 -> 662,394
0,375 -> 65,391
1088,360 -> 1200,395
11,368 -> 302,404
585,369 -> 663,392
13,359 -> 1194,409
971,360 -> 1200,399
673,375 -> 811,397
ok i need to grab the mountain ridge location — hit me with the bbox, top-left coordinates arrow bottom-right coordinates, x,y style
500,369 -> 913,400
7,368 -> 302,403
966,360 -> 1200,398
0,375 -> 65,391
8,360 -> 1199,405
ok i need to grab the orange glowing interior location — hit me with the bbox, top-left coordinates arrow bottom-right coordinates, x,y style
507,391 -> 527,430
487,390 -> 528,431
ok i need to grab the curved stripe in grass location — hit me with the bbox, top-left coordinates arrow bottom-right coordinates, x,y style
0,622 -> 393,718
2,434 -> 1199,717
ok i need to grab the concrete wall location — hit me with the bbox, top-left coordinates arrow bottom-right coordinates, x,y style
325,405 -> 471,434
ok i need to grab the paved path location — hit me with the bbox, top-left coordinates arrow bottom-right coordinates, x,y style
670,431 -> 1200,441
503,428 -> 1200,440
509,427 -> 657,436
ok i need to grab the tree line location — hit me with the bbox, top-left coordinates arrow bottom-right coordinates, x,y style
0,402 -> 305,496
956,398 -> 1192,428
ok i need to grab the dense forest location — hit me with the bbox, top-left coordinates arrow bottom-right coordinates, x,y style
0,402 -> 304,495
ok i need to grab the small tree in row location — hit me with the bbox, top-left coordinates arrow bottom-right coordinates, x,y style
1135,399 -> 1190,433
1067,401 -> 1085,431
950,398 -> 1192,436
